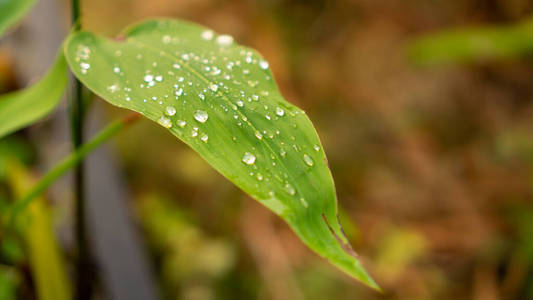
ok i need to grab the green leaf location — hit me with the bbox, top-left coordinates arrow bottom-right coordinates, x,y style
6,161 -> 72,300
408,17 -> 533,65
0,53 -> 67,139
0,0 -> 36,37
64,19 -> 379,289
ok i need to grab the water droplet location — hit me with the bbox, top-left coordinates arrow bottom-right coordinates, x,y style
259,60 -> 269,70
155,75 -> 163,82
201,30 -> 214,40
157,116 -> 172,128
216,34 -> 234,46
275,107 -> 285,116
303,154 -> 314,166
173,63 -> 181,69
165,106 -> 176,116
256,173 -> 263,181
77,45 -> 91,60
144,74 -> 154,82
236,100 -> 244,107
181,53 -> 190,60
242,152 -> 256,165
300,198 -> 309,208
313,145 -> 320,151
194,110 -> 208,123
255,131 -> 263,140
80,62 -> 90,70
280,149 -> 286,157
113,66 -> 121,74
107,84 -> 118,93
192,130 -> 198,137
209,83 -> 218,92
285,183 -> 296,195
162,35 -> 171,44
201,134 -> 209,142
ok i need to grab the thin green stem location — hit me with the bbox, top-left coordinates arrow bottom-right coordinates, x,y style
7,114 -> 140,227
69,0 -> 89,298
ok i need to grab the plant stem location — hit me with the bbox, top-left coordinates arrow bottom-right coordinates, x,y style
69,0 -> 89,298
7,113 -> 140,227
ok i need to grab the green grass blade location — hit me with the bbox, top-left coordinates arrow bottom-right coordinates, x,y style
0,53 -> 67,139
0,0 -> 36,37
6,161 -> 72,300
64,18 -> 379,289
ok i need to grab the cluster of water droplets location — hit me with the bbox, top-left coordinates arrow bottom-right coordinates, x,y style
75,22 -> 328,210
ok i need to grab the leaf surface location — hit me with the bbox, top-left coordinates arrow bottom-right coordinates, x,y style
0,0 -> 36,37
0,54 -> 67,138
64,19 -> 378,289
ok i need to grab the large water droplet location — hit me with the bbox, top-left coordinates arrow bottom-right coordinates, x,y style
216,34 -> 234,46
303,154 -> 314,166
201,30 -> 214,40
157,116 -> 172,128
275,107 -> 285,116
144,74 -> 154,82
165,106 -> 176,116
107,84 -> 118,93
177,120 -> 186,128
259,60 -> 269,70
201,134 -> 209,142
194,110 -> 208,123
242,152 -> 256,165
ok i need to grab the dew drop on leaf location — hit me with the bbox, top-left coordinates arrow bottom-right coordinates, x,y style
259,60 -> 269,70
144,74 -> 154,82
303,154 -> 314,166
275,107 -> 285,117
165,106 -> 176,116
194,110 -> 208,123
177,120 -> 186,128
216,34 -> 233,46
285,183 -> 296,195
242,152 -> 256,165
201,30 -> 214,41
157,116 -> 172,128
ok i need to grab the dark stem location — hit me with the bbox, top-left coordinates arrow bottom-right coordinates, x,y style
70,0 -> 91,299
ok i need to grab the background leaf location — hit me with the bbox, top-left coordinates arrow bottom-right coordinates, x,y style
0,0 -> 36,37
64,19 -> 378,289
0,54 -> 67,139
5,160 -> 72,300
408,17 -> 533,65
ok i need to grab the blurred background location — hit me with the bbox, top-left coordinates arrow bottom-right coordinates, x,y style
2,0 -> 533,299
